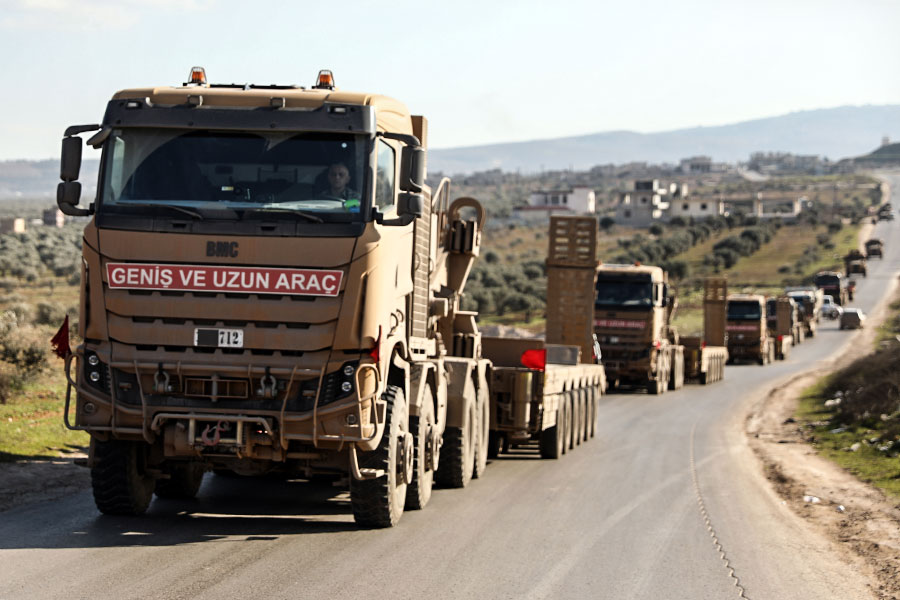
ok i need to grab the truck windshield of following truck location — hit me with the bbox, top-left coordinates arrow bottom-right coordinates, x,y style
594,276 -> 653,308
727,301 -> 762,320
100,129 -> 370,221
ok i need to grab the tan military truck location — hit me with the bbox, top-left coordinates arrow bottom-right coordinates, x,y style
593,262 -> 684,394
57,67 -> 492,527
813,271 -> 849,306
844,249 -> 867,278
726,294 -> 774,365
484,216 -> 606,458
785,286 -> 823,338
864,238 -> 883,259
680,278 -> 728,384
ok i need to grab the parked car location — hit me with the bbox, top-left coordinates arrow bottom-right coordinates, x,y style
820,295 -> 843,320
839,308 -> 865,330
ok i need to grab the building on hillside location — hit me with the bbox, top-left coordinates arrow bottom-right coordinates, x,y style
615,180 -> 671,227
513,186 -> 596,222
758,192 -> 803,219
527,187 -> 596,213
0,218 -> 26,234
42,208 -> 65,228
678,156 -> 712,174
668,194 -> 725,219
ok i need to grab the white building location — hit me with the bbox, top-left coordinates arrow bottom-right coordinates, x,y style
668,196 -> 725,219
526,187 -> 596,213
615,180 -> 671,227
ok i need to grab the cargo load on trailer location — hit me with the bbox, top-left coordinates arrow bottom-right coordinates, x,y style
813,271 -> 849,306
484,216 -> 606,458
680,278 -> 728,385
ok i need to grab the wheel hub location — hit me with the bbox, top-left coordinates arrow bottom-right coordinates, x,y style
425,426 -> 441,472
398,432 -> 414,485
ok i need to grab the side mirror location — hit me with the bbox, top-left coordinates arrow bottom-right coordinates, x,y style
57,134 -> 92,216
399,146 -> 425,193
377,193 -> 423,227
60,136 -> 83,182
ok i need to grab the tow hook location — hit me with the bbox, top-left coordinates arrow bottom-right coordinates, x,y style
153,363 -> 170,394
258,367 -> 277,399
398,432 -> 414,485
201,420 -> 232,447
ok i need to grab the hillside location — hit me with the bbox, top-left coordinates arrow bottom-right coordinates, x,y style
429,105 -> 900,174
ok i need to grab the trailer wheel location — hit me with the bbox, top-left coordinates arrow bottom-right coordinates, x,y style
565,392 -> 576,451
668,349 -> 685,391
155,461 -> 205,499
405,385 -> 435,511
588,386 -> 598,439
473,376 -> 490,479
351,385 -> 408,528
91,439 -> 156,516
435,388 -> 476,489
539,397 -> 564,459
573,390 -> 583,447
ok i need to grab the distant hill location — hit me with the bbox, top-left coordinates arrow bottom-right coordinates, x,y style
852,142 -> 900,166
0,159 -> 98,199
429,105 -> 900,174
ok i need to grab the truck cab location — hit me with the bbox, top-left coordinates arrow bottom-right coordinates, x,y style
726,294 -> 773,364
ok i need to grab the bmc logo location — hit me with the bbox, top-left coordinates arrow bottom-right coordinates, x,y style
206,241 -> 239,257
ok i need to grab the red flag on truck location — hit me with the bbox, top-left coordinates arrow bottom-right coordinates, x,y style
520,349 -> 546,371
51,315 -> 71,359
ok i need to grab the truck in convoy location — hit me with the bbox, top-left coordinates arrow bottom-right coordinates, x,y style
680,278 -> 728,384
766,297 -> 796,359
593,262 -> 684,394
865,238 -> 883,259
726,294 -> 774,365
56,67 -> 494,527
813,271 -> 849,306
484,216 -> 606,458
766,296 -> 803,346
844,249 -> 867,278
785,286 -> 823,338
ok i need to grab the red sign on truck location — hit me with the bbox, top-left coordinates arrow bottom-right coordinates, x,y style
106,263 -> 343,297
594,319 -> 646,330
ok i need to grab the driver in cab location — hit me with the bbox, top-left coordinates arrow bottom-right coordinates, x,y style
318,162 -> 360,211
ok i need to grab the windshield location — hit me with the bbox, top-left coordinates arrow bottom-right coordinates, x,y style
813,274 -> 840,287
100,129 -> 368,221
595,279 -> 653,308
728,301 -> 762,320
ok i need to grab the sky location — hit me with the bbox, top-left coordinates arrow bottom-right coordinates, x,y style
1,0 -> 899,160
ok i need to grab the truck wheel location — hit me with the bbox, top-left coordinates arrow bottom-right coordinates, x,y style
351,385 -> 408,528
473,377 -> 490,479
646,376 -> 664,395
435,389 -> 476,489
668,350 -> 684,390
91,439 -> 156,516
539,398 -> 564,459
579,389 -> 589,443
155,461 -> 205,499
589,386 -> 598,439
405,385 -> 435,511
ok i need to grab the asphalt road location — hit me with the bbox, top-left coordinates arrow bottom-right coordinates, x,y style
1,176 -> 897,600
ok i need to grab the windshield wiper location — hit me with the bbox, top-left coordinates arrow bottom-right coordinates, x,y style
241,207 -> 324,223
113,202 -> 205,220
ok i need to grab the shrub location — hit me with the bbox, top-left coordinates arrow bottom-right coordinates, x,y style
649,223 -> 664,236
35,302 -> 68,326
0,324 -> 48,375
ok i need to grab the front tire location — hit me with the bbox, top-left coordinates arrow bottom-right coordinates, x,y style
473,375 -> 490,479
351,385 -> 408,528
91,439 -> 156,516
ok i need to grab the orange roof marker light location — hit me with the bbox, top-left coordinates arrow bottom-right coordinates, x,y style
314,69 -> 335,90
186,66 -> 208,86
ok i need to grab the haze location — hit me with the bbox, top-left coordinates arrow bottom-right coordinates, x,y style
1,0 -> 898,160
